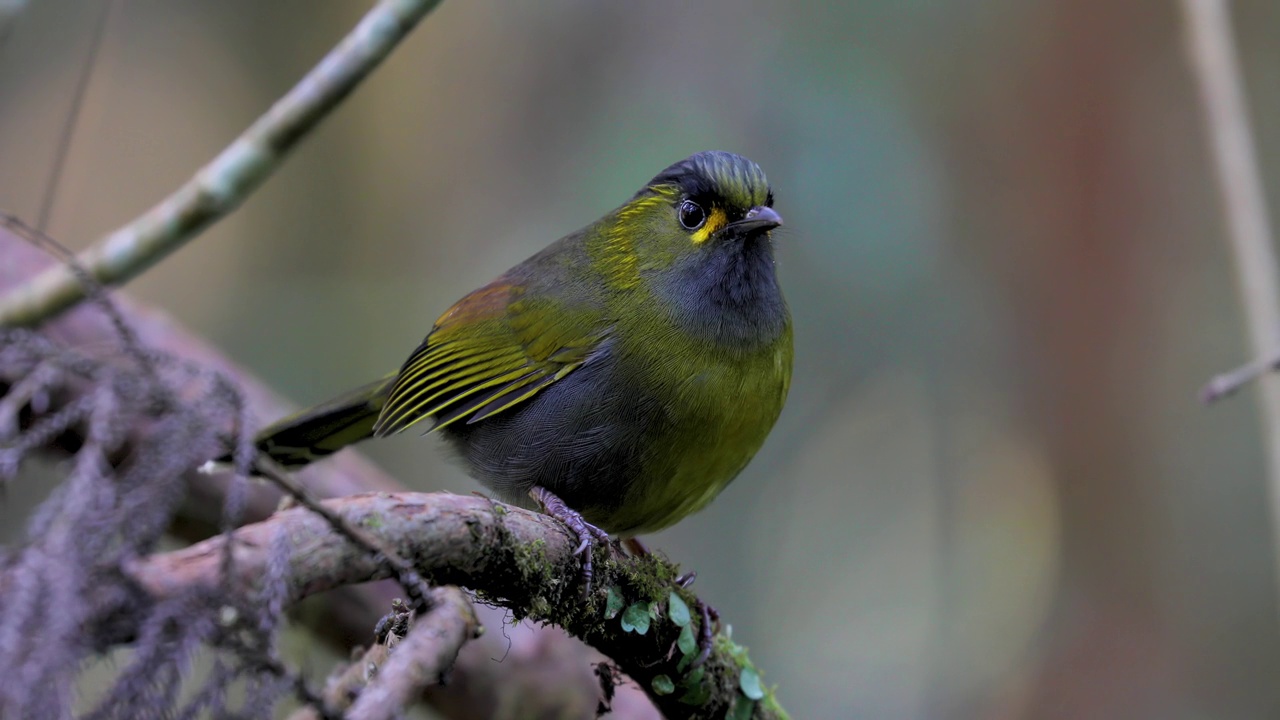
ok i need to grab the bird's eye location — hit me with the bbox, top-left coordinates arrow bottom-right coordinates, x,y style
678,199 -> 707,231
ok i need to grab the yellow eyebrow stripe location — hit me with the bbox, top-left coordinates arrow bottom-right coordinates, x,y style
691,207 -> 727,244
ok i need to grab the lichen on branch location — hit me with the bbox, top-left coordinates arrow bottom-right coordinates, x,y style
125,491 -> 787,719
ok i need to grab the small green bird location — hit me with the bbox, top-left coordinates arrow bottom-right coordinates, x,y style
254,151 -> 791,562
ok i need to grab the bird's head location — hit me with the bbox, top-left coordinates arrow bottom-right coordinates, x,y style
628,150 -> 780,251
599,151 -> 788,345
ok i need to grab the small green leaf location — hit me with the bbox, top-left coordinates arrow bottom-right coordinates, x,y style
668,591 -> 691,627
605,587 -> 624,619
728,696 -> 756,720
621,602 -> 651,635
651,674 -> 675,695
684,665 -> 705,687
677,623 -> 697,657
739,667 -> 764,700
648,600 -> 660,619
678,679 -> 711,706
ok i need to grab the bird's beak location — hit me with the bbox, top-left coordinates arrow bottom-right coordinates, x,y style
728,205 -> 783,235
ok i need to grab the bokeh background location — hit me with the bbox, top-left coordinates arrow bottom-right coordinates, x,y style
3,1 -> 1280,717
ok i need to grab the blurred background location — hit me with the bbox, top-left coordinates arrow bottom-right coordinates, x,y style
2,0 -> 1280,717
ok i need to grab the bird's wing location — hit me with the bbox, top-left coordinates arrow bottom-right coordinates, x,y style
372,279 -> 604,437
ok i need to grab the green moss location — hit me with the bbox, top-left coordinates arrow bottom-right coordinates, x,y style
457,511 -> 789,718
526,594 -> 553,619
605,550 -> 682,603
512,538 -> 559,595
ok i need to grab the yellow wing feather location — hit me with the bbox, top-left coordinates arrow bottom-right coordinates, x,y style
372,279 -> 600,437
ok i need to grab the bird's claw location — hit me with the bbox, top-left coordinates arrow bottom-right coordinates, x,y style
691,601 -> 720,669
530,485 -> 610,595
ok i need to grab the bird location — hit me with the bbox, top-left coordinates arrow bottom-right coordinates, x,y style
249,151 -> 792,583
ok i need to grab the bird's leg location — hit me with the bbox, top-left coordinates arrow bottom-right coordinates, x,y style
691,601 -> 721,669
530,485 -> 610,594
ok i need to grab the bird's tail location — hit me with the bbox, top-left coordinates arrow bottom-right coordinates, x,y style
247,375 -> 395,469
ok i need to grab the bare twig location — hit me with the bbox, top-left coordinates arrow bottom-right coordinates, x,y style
1182,0 -> 1280,620
345,587 -> 479,720
289,589 -> 477,720
35,0 -> 116,232
1201,353 -> 1280,403
224,637 -> 341,720
0,0 -> 445,327
291,643 -> 392,720
249,456 -> 434,613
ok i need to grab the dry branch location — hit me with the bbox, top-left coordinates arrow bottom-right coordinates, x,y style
290,588 -> 479,720
0,0 -> 444,327
346,587 -> 479,720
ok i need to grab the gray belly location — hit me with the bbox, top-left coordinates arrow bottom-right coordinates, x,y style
438,352 -> 659,518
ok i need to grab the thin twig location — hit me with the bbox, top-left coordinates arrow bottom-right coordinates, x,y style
1,214 -> 153,374
289,643 -> 391,720
0,0 -> 445,327
345,587 -> 479,720
1182,0 -> 1280,618
220,631 -> 341,720
1201,353 -> 1280,403
35,0 -> 116,232
288,590 -> 477,720
250,456 -> 434,613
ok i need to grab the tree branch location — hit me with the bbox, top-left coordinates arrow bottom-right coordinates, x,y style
0,0 -> 444,327
289,588 -> 479,720
119,492 -> 786,719
290,640 -> 393,720
346,587 -> 479,720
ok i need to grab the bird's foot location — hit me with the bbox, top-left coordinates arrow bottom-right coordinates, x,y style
692,601 -> 721,669
530,485 -> 610,595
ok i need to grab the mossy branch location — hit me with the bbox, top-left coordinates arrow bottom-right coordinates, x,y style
120,492 -> 787,720
0,0 -> 444,328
